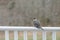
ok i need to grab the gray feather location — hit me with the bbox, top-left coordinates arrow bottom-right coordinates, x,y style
33,21 -> 40,28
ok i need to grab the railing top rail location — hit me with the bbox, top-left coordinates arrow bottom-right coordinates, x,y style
0,26 -> 60,31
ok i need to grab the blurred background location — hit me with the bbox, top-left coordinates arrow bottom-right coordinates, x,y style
0,0 -> 60,40
0,0 -> 60,26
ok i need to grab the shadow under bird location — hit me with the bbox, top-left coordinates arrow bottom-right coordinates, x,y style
33,18 -> 44,30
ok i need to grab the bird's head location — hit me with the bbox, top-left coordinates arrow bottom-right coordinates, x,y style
33,18 -> 36,19
33,18 -> 37,21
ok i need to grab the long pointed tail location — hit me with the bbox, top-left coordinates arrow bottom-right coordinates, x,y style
40,27 -> 44,30
36,27 -> 44,30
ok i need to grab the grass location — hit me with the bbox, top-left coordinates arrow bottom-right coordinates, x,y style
0,32 -> 60,40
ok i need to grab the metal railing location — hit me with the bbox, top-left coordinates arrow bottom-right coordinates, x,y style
0,26 -> 60,40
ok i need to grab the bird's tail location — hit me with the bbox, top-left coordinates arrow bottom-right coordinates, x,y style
38,27 -> 44,30
40,27 -> 44,30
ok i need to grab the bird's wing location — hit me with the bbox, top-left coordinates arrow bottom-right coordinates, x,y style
33,20 -> 40,27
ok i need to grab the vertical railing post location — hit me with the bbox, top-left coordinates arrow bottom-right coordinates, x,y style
14,30 -> 18,40
24,31 -> 27,40
33,31 -> 37,40
52,31 -> 56,40
5,30 -> 9,40
42,31 -> 46,40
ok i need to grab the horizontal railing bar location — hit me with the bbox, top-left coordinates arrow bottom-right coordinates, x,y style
0,26 -> 60,31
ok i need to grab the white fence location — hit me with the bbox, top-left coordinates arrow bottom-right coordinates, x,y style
0,26 -> 60,40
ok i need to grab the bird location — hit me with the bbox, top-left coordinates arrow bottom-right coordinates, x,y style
33,18 -> 44,30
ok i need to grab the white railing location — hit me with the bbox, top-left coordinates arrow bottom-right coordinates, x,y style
0,26 -> 60,40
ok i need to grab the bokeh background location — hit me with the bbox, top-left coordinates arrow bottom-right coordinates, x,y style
0,0 -> 60,26
0,0 -> 60,40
